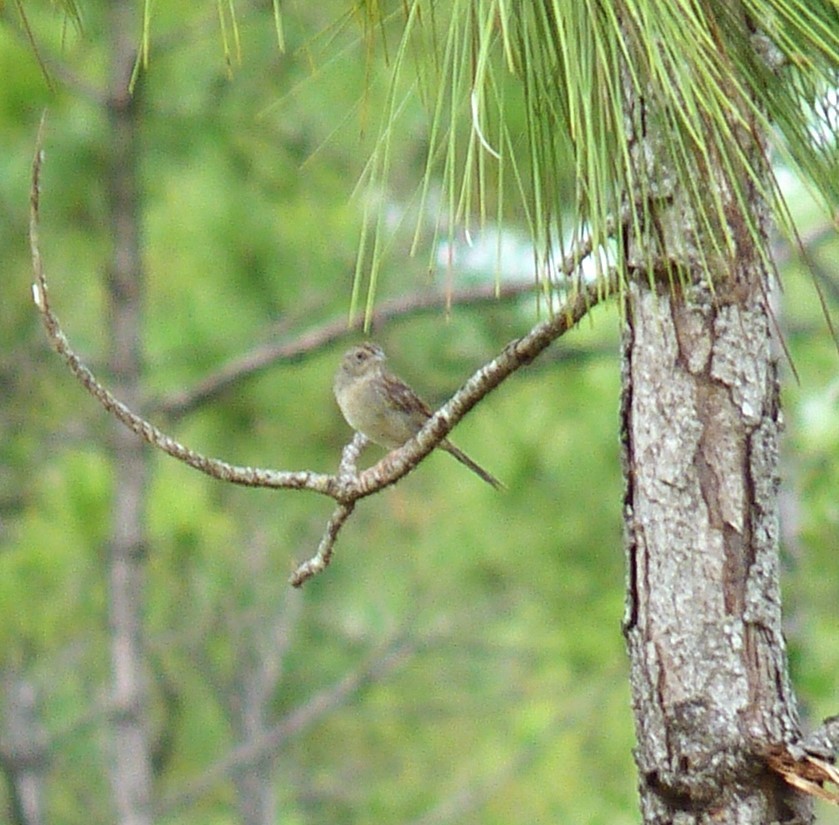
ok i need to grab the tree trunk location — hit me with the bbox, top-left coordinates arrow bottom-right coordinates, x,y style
618,15 -> 809,823
229,541 -> 301,825
621,274 -> 810,823
105,2 -> 152,824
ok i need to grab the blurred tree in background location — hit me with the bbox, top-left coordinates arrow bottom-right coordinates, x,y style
0,2 -> 837,824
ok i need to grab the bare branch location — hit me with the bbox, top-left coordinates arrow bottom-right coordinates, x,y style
287,435 -> 367,585
337,431 -> 368,480
801,716 -> 839,760
779,715 -> 839,767
30,119 -> 618,584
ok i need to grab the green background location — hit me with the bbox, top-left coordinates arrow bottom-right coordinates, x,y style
1,3 -> 837,823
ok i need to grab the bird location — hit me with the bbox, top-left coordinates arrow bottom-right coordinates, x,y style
333,342 -> 503,489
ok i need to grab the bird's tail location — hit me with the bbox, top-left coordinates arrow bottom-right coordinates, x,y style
443,442 -> 504,490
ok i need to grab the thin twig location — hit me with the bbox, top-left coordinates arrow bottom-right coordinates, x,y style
289,502 -> 357,587
287,435 -> 366,584
337,431 -> 367,480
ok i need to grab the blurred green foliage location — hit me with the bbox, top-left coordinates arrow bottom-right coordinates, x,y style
0,3 -> 836,824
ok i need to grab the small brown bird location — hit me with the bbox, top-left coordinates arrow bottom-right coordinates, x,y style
333,342 -> 502,489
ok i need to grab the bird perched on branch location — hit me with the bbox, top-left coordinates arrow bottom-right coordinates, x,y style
333,342 -> 502,489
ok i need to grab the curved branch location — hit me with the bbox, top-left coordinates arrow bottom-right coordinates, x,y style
29,117 -> 339,499
30,117 -> 618,584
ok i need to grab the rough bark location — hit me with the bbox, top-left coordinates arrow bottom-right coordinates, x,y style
621,275 -> 809,824
618,14 -> 809,825
105,2 -> 152,824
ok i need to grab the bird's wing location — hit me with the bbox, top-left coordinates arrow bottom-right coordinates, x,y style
384,374 -> 432,420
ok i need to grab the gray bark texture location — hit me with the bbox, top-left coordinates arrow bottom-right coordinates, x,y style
621,274 -> 809,823
617,13 -> 811,822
